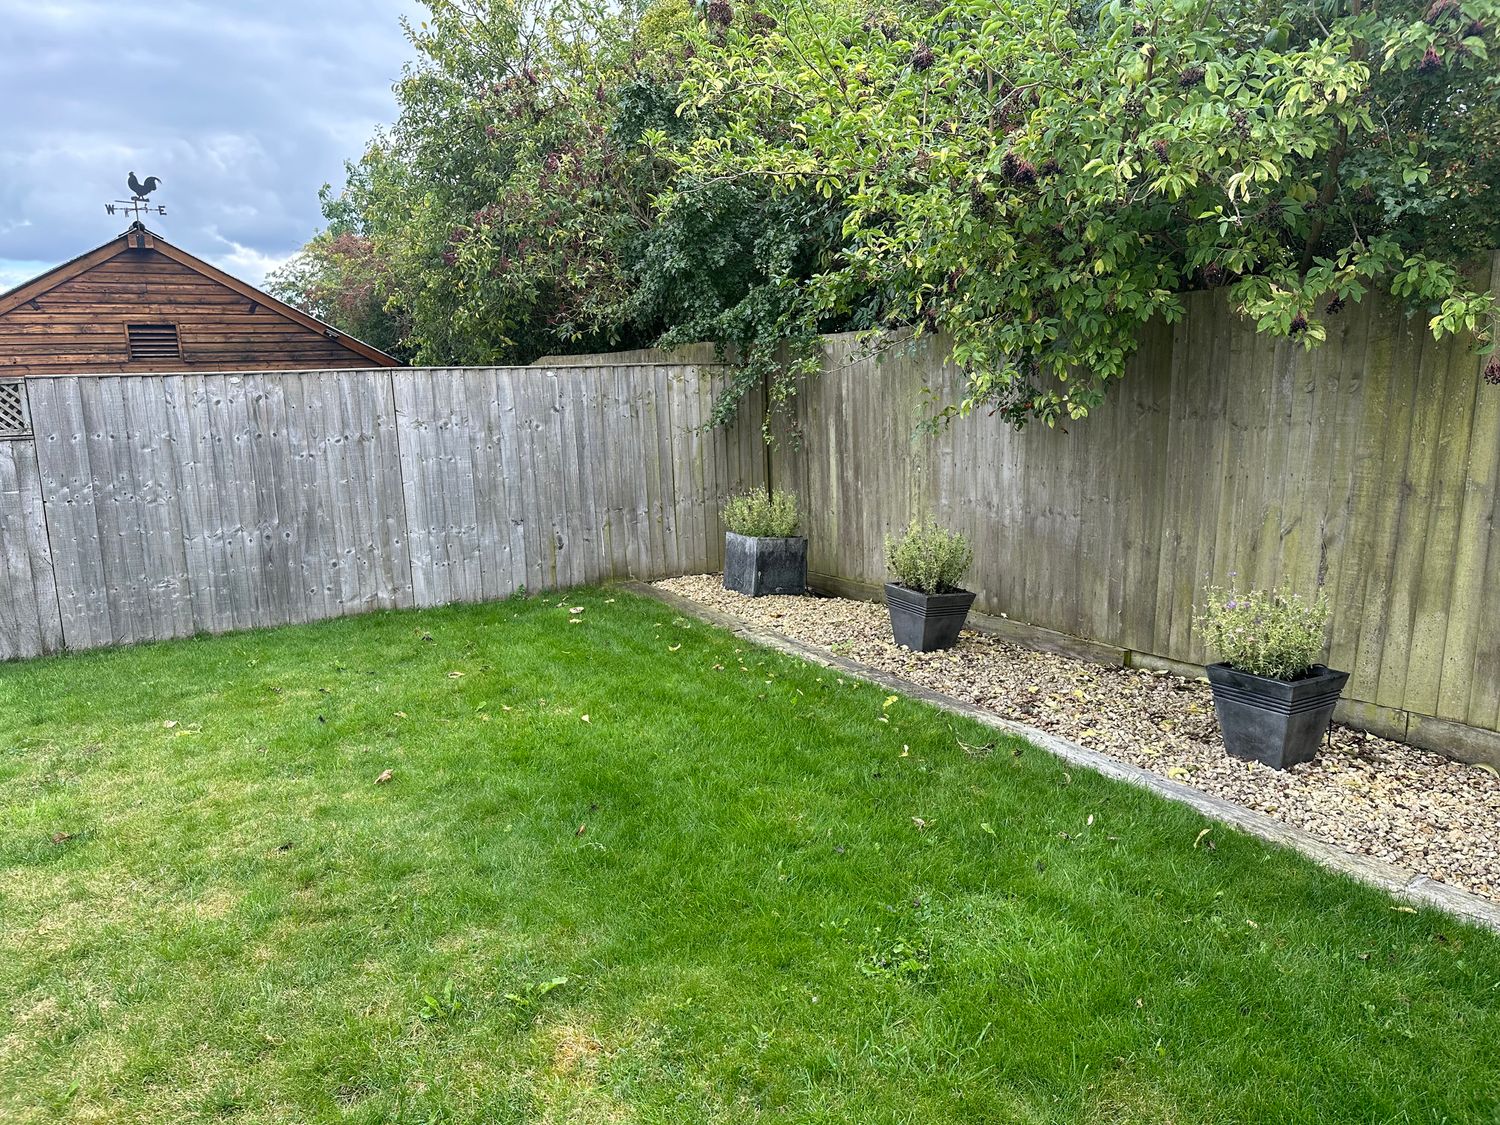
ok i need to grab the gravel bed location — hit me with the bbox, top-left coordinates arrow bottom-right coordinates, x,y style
655,574 -> 1500,905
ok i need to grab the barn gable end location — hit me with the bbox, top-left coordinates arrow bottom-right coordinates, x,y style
0,224 -> 396,376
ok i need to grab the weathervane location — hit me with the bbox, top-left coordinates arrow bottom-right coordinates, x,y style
105,172 -> 167,220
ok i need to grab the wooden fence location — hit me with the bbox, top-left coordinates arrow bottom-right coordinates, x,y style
0,365 -> 763,660
772,258 -> 1500,761
4,274 -> 1499,761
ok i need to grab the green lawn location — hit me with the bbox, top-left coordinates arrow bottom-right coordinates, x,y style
1,589 -> 1497,1124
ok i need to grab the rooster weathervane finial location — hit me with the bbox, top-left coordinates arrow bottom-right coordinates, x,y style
127,172 -> 161,201
107,172 -> 168,220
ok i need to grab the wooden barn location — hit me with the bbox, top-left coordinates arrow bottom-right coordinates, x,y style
0,222 -> 396,378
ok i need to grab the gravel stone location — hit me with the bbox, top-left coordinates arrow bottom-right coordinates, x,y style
656,574 -> 1500,904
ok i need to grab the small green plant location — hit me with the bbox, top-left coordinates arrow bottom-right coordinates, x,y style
418,980 -> 466,1023
885,521 -> 973,594
722,490 -> 800,538
1195,583 -> 1331,681
502,975 -> 569,1020
859,929 -> 933,984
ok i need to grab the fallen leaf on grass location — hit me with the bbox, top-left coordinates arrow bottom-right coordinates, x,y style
569,607 -> 585,614
576,823 -> 587,837
51,831 -> 75,845
979,822 -> 997,838
1391,905 -> 1418,914
447,671 -> 465,679
882,695 -> 899,711
394,711 -> 408,719
580,714 -> 591,724
162,720 -> 178,729
668,643 -> 682,652
911,817 -> 930,830
1193,828 -> 1213,849
375,769 -> 394,785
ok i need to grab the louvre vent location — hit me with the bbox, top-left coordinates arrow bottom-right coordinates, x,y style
127,323 -> 182,363
0,381 -> 29,438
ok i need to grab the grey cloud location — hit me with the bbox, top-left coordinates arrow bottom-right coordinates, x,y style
0,0 -> 421,284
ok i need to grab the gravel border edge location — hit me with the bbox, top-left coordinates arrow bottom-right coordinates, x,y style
624,580 -> 1500,935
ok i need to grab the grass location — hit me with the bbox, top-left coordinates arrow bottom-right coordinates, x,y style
1,588 -> 1497,1124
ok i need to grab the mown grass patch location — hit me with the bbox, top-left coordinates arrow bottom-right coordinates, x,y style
1,589 -> 1496,1123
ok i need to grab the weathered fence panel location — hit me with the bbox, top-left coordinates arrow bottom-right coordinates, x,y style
3,363 -> 762,658
393,365 -> 762,604
0,434 -> 63,660
26,371 -> 413,649
774,272 -> 1500,757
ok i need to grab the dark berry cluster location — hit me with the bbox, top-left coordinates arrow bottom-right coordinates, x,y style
1152,138 -> 1169,161
911,43 -> 935,71
1200,263 -> 1227,287
1325,295 -> 1346,315
749,11 -> 777,31
1123,95 -> 1144,117
1230,109 -> 1251,138
1288,312 -> 1309,336
706,0 -> 733,27
1001,152 -> 1037,185
1178,65 -> 1204,88
1417,46 -> 1443,72
969,180 -> 993,218
1486,357 -> 1500,385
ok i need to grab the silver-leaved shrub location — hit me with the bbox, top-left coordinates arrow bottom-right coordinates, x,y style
886,521 -> 973,595
1196,584 -> 1330,681
723,489 -> 800,538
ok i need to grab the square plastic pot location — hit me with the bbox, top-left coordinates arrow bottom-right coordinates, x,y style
1205,663 -> 1350,769
883,582 -> 976,652
723,532 -> 807,596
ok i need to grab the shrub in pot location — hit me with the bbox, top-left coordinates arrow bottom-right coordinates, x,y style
722,489 -> 806,596
883,521 -> 975,652
1195,584 -> 1348,770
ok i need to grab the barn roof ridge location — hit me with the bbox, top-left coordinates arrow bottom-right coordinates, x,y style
0,222 -> 398,368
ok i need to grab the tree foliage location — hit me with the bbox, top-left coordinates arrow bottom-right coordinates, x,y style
672,0 -> 1500,425
279,0 -> 1500,429
274,0 -> 845,430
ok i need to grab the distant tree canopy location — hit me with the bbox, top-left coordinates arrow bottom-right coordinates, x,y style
272,0 -> 1500,428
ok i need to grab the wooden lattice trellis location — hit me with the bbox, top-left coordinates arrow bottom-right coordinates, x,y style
0,381 -> 30,438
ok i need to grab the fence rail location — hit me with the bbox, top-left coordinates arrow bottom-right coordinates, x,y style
0,364 -> 763,659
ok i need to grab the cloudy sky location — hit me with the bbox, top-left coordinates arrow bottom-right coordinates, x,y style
0,0 -> 423,292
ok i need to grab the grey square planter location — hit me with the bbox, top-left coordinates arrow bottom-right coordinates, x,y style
723,531 -> 807,596
884,583 -> 976,652
1205,663 -> 1350,769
